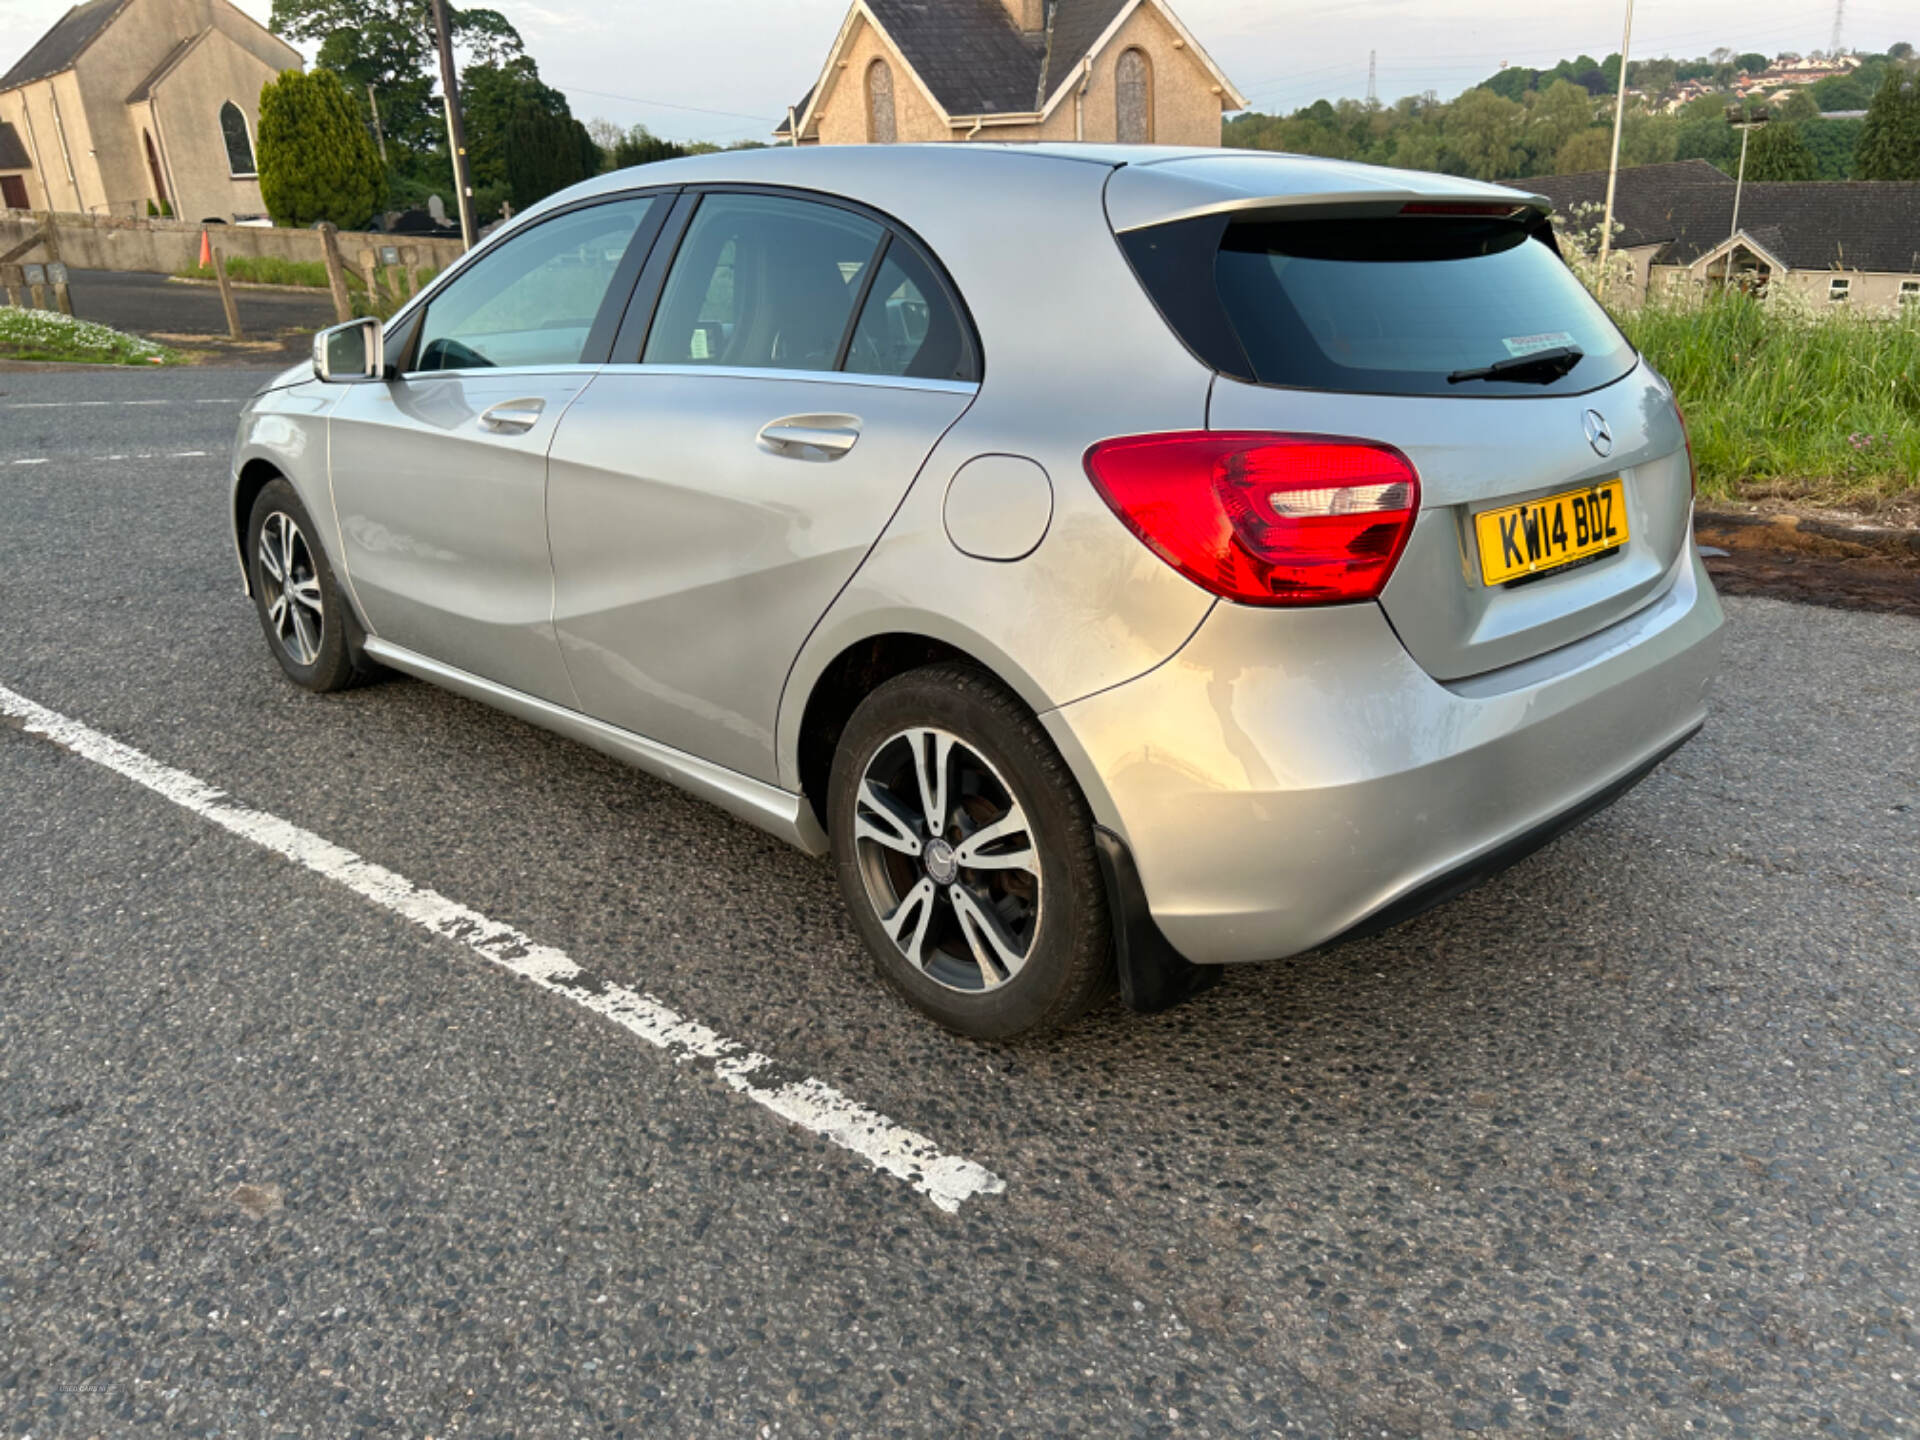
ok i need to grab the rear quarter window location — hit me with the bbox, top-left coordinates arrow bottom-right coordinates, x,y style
1122,214 -> 1637,399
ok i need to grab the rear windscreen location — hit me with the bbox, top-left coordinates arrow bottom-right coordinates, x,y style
1122,214 -> 1637,399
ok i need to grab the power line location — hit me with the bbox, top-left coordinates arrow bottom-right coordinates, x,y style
549,82 -> 777,126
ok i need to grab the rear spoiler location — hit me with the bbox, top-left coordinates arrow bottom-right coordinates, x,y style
1105,154 -> 1550,235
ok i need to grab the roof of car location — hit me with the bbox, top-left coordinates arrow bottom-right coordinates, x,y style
566,143 -> 1543,219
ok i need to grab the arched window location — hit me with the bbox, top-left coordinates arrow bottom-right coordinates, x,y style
219,101 -> 255,176
865,59 -> 897,144
1115,48 -> 1152,143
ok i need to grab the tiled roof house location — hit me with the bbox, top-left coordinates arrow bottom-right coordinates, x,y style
1532,159 -> 1920,311
774,0 -> 1245,147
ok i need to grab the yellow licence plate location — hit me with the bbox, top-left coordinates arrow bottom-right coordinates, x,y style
1475,479 -> 1629,586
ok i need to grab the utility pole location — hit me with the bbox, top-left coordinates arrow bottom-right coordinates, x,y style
1597,0 -> 1634,297
428,0 -> 475,250
1366,51 -> 1378,107
1829,0 -> 1846,56
366,84 -> 389,168
1728,105 -> 1770,247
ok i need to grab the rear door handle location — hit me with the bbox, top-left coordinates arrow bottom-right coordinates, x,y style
758,414 -> 861,461
481,398 -> 546,433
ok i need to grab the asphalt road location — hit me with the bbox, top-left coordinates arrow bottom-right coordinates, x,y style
62,268 -> 338,344
2,365 -> 1916,1438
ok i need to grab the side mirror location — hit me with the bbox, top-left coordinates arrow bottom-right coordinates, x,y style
313,318 -> 385,383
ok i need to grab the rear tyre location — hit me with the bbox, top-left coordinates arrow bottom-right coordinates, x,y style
828,664 -> 1114,1041
246,478 -> 371,693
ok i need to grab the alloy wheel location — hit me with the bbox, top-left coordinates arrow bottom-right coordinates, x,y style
257,510 -> 324,667
852,727 -> 1042,993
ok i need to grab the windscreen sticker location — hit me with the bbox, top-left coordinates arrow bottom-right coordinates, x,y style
1502,331 -> 1577,357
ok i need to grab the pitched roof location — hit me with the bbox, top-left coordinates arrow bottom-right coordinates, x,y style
773,84 -> 818,136
1531,160 -> 1920,274
1527,159 -> 1731,249
1716,183 -> 1920,273
0,121 -> 32,170
866,0 -> 1047,115
786,0 -> 1235,135
1039,0 -> 1132,101
125,28 -> 208,104
1,0 -> 133,91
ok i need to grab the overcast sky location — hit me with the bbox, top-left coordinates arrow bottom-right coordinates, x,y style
5,0 -> 1913,144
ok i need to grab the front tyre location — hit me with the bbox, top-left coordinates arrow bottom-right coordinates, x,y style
828,664 -> 1113,1040
246,478 -> 369,692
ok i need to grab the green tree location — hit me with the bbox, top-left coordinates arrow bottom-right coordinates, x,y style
1856,68 -> 1920,178
1743,121 -> 1819,180
1811,74 -> 1871,112
257,68 -> 387,228
270,0 -> 533,176
1478,66 -> 1536,102
1525,80 -> 1595,171
503,105 -> 599,211
611,124 -> 690,169
1736,53 -> 1769,75
1554,128 -> 1614,173
1797,117 -> 1864,178
1773,89 -> 1821,123
462,57 -> 572,211
1445,88 -> 1526,179
1674,114 -> 1738,168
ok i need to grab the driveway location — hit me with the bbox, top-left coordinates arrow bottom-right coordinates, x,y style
1,365 -> 1916,1437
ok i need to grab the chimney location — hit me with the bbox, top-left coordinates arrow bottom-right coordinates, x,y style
999,0 -> 1047,32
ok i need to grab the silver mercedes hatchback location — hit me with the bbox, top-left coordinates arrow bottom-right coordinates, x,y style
230,144 -> 1723,1039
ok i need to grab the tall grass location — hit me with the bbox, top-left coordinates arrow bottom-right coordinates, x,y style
175,254 -> 336,289
174,254 -> 441,324
1617,290 -> 1920,508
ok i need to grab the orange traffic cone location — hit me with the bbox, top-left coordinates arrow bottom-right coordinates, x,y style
199,229 -> 212,271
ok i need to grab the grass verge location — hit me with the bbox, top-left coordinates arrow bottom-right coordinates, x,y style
0,308 -> 177,365
1620,291 -> 1920,512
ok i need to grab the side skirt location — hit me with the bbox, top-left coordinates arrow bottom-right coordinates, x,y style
360,639 -> 831,857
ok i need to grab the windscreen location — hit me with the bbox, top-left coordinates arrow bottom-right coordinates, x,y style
1123,214 -> 1637,399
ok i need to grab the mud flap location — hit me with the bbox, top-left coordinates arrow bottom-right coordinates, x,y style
1094,826 -> 1222,1014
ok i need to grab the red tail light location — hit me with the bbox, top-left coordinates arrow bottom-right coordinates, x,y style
1083,432 -> 1421,606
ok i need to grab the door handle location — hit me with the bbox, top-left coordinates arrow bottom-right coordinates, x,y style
481,398 -> 546,433
757,414 -> 861,461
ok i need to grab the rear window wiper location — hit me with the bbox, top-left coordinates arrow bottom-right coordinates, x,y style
1447,345 -> 1584,386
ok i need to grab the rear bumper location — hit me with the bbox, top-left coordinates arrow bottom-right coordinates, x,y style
1042,547 -> 1724,965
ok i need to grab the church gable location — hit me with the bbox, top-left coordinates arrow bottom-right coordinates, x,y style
780,0 -> 1241,144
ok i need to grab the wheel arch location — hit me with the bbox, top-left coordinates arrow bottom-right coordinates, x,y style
783,623 -> 1055,836
231,456 -> 286,597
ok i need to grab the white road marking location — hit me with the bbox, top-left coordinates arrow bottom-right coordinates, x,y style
0,682 -> 1007,1215
4,451 -> 214,465
0,398 -> 244,413
0,398 -> 233,409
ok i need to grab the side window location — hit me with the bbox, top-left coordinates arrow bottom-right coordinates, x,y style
643,194 -> 882,372
413,196 -> 655,373
843,240 -> 975,382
